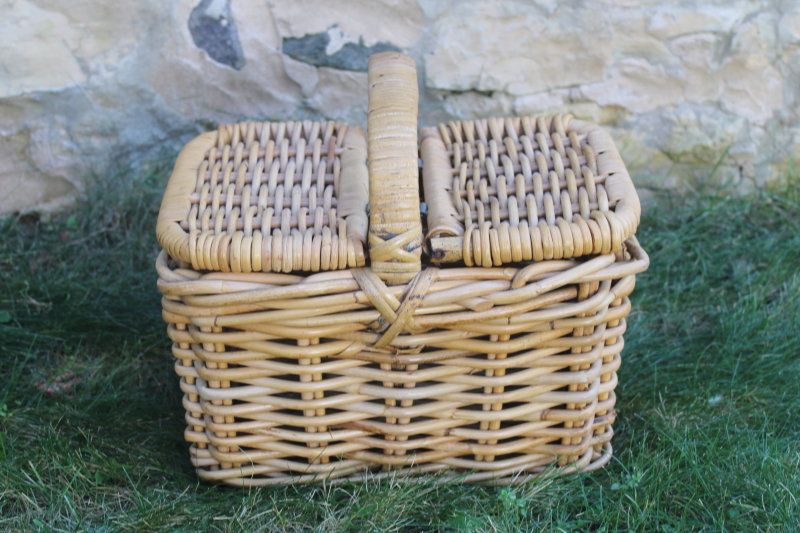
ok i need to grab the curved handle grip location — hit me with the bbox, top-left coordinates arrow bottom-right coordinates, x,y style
367,52 -> 422,285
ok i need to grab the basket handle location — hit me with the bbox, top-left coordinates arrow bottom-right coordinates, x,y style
367,52 -> 422,285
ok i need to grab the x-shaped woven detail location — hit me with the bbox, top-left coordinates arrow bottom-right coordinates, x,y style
352,266 -> 438,350
367,226 -> 423,264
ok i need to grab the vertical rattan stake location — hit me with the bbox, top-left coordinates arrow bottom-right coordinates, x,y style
367,52 -> 422,285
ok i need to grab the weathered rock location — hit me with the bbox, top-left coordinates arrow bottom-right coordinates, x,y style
425,1 -> 617,95
422,0 -> 795,193
0,1 -> 86,99
580,58 -> 685,114
282,29 -> 399,72
270,0 -> 423,49
188,0 -> 246,70
0,134 -> 76,214
0,0 -> 798,215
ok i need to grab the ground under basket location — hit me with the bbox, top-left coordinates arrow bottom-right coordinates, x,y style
155,52 -> 649,486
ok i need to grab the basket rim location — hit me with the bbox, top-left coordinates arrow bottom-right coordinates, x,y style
156,130 -> 218,267
156,236 -> 648,366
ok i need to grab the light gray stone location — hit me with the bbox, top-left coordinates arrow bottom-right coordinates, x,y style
1,0 -> 799,215
0,0 -> 86,99
424,1 -> 619,95
646,4 -> 744,41
282,56 -> 320,98
580,58 -> 685,114
270,0 -> 423,49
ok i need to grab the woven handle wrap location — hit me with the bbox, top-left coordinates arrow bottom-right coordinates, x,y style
367,52 -> 422,285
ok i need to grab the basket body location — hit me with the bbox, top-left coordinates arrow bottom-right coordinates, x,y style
157,238 -> 647,486
156,54 -> 648,486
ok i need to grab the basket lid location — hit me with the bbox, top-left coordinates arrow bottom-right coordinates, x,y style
156,120 -> 369,273
422,114 -> 641,266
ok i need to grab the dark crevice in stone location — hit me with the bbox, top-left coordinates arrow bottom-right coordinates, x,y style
443,89 -> 496,98
282,29 -> 399,72
188,0 -> 246,70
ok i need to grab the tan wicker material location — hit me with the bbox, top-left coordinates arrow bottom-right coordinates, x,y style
156,237 -> 648,486
156,120 -> 369,273
156,53 -> 649,486
367,52 -> 423,285
421,116 -> 641,266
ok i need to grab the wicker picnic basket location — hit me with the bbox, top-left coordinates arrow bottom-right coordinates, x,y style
155,52 -> 649,486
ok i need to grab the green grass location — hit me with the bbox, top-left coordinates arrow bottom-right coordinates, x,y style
1,163 -> 798,532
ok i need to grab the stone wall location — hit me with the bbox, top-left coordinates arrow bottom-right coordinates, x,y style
2,0 -> 798,214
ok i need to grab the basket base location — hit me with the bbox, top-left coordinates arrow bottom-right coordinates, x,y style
186,430 -> 614,487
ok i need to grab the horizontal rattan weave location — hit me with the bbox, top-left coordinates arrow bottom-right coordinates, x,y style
156,120 -> 369,273
422,115 -> 640,267
157,238 -> 648,486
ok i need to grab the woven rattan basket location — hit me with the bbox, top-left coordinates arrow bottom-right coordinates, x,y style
156,52 -> 649,486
